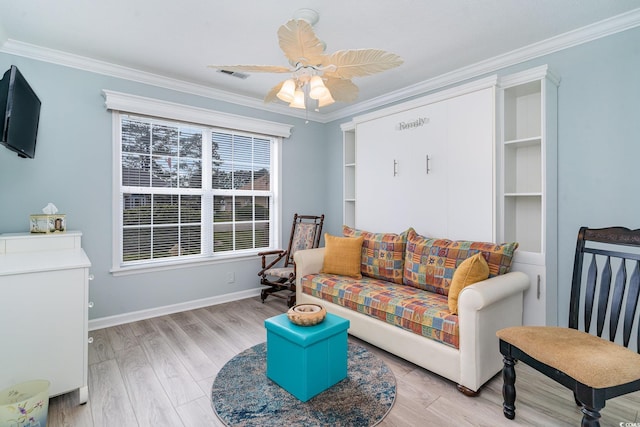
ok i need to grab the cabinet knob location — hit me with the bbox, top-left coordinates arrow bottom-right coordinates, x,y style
88,301 -> 94,308
88,274 -> 95,281
88,337 -> 94,344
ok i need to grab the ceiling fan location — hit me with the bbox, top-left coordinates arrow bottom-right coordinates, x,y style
209,9 -> 403,110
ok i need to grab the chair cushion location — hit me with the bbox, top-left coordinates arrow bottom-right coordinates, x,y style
343,225 -> 410,284
320,234 -> 364,278
290,222 -> 319,256
301,273 -> 460,348
447,252 -> 490,314
264,267 -> 294,279
497,326 -> 640,388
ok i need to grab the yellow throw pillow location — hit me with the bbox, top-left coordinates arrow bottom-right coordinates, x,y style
447,252 -> 490,314
321,233 -> 364,278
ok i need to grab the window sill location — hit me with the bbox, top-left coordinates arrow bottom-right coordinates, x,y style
110,252 -> 262,276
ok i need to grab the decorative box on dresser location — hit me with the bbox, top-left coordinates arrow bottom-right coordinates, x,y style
497,65 -> 559,326
0,231 -> 92,403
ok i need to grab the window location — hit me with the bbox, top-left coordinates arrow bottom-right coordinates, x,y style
117,113 -> 278,269
106,91 -> 292,274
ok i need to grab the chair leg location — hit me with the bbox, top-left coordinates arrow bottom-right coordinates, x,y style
573,391 -> 582,407
260,289 -> 268,303
580,405 -> 602,427
286,293 -> 296,308
502,355 -> 517,420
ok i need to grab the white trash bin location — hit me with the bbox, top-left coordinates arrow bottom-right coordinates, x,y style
0,380 -> 49,427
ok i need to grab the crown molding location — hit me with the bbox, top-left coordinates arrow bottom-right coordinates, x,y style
0,39 -> 325,123
1,8 -> 639,125
322,7 -> 640,122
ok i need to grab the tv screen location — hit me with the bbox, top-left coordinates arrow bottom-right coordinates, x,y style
0,65 -> 41,159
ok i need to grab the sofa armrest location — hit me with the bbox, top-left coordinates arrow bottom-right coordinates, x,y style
294,247 -> 325,293
457,271 -> 529,391
458,271 -> 529,312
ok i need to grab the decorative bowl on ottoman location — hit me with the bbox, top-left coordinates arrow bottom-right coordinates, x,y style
287,304 -> 327,326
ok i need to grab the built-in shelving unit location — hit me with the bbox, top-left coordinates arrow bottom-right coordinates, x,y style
341,122 -> 356,228
498,65 -> 559,326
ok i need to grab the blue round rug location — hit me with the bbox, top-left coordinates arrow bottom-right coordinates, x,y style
211,342 -> 396,426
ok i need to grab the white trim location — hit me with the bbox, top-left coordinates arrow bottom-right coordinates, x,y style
103,90 -> 293,138
1,9 -> 639,123
321,8 -> 640,122
498,65 -> 561,89
352,75 -> 498,125
88,288 -> 262,330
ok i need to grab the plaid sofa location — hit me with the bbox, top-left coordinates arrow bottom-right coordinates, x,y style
296,226 -> 529,394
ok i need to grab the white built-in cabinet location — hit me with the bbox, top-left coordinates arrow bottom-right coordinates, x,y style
498,66 -> 559,326
342,122 -> 356,228
348,77 -> 497,242
342,66 -> 559,326
0,231 -> 92,402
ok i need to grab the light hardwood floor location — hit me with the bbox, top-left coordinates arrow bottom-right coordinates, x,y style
48,297 -> 639,427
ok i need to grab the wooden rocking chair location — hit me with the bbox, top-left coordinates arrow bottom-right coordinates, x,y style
258,213 -> 324,307
497,226 -> 640,426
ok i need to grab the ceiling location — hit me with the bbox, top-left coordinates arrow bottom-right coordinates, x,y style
1,1 -> 639,122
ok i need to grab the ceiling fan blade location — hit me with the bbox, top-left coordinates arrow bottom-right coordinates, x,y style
207,65 -> 292,73
324,77 -> 359,102
264,81 -> 285,104
277,19 -> 326,67
322,49 -> 403,79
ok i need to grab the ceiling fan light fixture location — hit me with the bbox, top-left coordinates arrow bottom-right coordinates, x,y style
276,79 -> 296,103
309,75 -> 329,100
318,91 -> 335,107
289,89 -> 306,109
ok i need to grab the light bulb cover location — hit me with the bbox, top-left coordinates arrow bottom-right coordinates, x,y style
318,90 -> 335,107
309,76 -> 329,100
276,79 -> 296,103
289,89 -> 306,109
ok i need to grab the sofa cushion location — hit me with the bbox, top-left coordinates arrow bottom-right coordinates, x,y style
320,234 -> 364,278
301,273 -> 460,348
343,225 -> 410,284
403,229 -> 518,295
447,252 -> 490,314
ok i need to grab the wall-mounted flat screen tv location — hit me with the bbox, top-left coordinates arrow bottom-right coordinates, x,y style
0,65 -> 41,159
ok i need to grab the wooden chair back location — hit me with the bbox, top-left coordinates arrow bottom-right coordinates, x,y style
569,226 -> 640,352
284,214 -> 324,267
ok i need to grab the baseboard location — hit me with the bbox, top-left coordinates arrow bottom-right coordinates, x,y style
88,288 -> 263,331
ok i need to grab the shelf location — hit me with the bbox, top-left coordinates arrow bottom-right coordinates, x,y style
504,193 -> 542,197
504,136 -> 541,147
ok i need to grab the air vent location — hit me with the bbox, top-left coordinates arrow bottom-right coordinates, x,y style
216,69 -> 250,80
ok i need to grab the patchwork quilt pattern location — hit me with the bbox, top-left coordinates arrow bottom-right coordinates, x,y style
403,229 -> 518,295
301,273 -> 460,348
342,225 -> 410,285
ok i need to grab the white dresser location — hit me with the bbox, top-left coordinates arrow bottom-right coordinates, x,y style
0,231 -> 92,403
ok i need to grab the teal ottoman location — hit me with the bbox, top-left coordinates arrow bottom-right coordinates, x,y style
264,312 -> 350,402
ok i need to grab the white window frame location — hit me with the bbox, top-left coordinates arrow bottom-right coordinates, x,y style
104,90 -> 292,276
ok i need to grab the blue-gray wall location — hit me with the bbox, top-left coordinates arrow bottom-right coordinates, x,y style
325,26 -> 640,326
1,25 -> 639,323
0,55 -> 328,320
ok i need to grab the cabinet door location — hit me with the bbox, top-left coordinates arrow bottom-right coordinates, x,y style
355,119 -> 401,231
511,260 -> 547,326
355,87 -> 494,240
0,268 -> 86,395
356,100 -> 447,235
445,87 -> 495,241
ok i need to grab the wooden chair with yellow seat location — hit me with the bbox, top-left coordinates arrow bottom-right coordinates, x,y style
497,227 -> 640,426
258,213 -> 324,307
